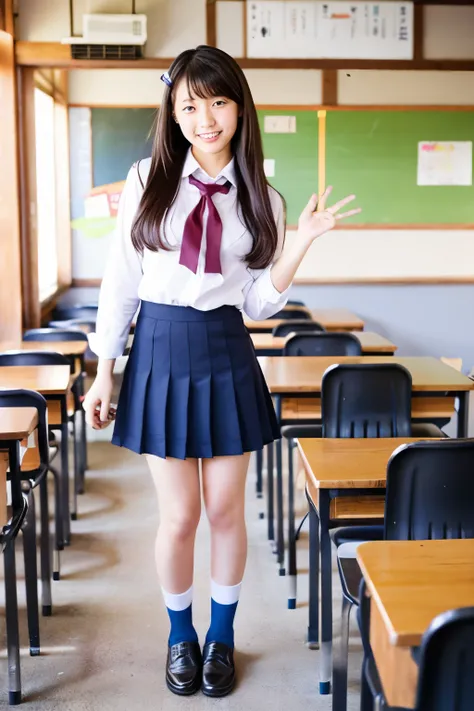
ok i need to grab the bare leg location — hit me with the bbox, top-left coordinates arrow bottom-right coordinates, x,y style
202,453 -> 250,586
146,455 -> 200,593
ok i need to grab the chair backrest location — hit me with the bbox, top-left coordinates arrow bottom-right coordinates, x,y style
273,308 -> 312,321
0,388 -> 49,468
284,332 -> 362,357
385,439 -> 474,541
24,328 -> 88,343
286,299 -> 305,307
321,363 -> 412,438
415,607 -> 474,711
48,319 -> 95,334
272,320 -> 325,337
0,350 -> 70,368
52,305 -> 98,322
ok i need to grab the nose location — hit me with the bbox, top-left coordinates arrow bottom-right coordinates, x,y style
197,104 -> 216,130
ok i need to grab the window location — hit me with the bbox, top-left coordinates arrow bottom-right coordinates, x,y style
34,87 -> 58,301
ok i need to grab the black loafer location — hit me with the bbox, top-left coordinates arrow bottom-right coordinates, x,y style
166,641 -> 202,696
202,641 -> 235,697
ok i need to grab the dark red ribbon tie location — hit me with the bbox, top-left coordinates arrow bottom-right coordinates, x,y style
179,175 -> 232,275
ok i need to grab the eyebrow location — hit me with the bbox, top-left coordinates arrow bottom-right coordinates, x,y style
181,97 -> 195,103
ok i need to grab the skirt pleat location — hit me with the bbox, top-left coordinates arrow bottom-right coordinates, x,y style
112,301 -> 280,459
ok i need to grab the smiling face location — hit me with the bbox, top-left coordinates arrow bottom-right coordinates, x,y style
173,78 -> 240,165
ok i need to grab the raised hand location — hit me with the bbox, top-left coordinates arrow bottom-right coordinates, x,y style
297,186 -> 361,243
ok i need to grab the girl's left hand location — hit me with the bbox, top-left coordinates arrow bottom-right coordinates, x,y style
297,186 -> 361,243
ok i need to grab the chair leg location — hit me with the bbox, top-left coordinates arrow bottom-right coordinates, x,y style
22,491 -> 40,656
360,658 -> 374,711
71,414 -> 79,522
287,438 -> 297,609
333,595 -> 353,711
4,537 -> 22,705
295,511 -> 309,541
49,464 -> 62,580
307,501 -> 320,648
256,447 -> 263,498
39,476 -> 52,616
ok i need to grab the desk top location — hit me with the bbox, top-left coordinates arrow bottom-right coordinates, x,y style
0,365 -> 71,395
357,539 -> 474,647
298,437 -> 436,489
259,356 -> 474,393
0,407 -> 38,440
0,340 -> 88,356
251,331 -> 397,354
245,308 -> 364,332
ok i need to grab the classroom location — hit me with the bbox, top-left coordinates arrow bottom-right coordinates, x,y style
1,0 -> 474,708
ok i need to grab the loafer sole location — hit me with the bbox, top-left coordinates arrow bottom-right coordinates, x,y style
202,674 -> 235,698
166,675 -> 201,696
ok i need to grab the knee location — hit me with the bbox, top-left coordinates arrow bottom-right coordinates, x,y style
206,500 -> 244,533
161,506 -> 200,542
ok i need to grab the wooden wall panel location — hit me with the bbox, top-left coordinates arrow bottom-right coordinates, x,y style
0,31 -> 22,340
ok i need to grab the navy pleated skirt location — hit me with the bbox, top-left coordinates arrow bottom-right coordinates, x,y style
112,301 -> 280,459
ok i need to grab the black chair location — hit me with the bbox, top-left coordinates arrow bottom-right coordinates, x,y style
24,328 -> 89,490
51,304 -> 98,322
0,351 -> 81,540
335,438 -> 474,711
286,300 -> 306,307
0,389 -> 58,690
284,332 -> 362,357
272,320 -> 325,337
273,308 -> 312,320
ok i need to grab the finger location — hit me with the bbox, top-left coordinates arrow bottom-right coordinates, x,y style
84,397 -> 100,426
335,207 -> 362,220
327,194 -> 356,215
303,193 -> 319,217
317,186 -> 333,212
99,400 -> 111,422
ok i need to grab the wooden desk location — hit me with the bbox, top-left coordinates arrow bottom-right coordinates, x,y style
298,437 -> 438,694
0,407 -> 38,529
251,331 -> 397,356
245,308 -> 364,333
0,340 -> 88,357
357,539 -> 474,708
0,365 -> 72,544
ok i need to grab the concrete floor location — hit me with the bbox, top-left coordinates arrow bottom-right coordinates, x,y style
2,437 -> 363,710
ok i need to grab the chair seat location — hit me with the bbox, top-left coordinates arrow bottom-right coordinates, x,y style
411,422 -> 446,437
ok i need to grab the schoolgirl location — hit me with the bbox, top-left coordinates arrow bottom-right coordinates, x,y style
84,44 -> 359,698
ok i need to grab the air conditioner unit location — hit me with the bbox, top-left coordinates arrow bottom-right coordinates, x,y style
62,14 -> 147,60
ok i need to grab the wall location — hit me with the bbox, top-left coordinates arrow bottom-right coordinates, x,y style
17,0 -> 474,371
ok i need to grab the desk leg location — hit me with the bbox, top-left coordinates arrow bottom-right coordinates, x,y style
79,357 -> 88,490
256,448 -> 263,498
287,439 -> 296,607
267,441 -> 275,548
307,495 -> 320,649
319,489 -> 332,695
6,441 -> 22,704
458,391 -> 470,438
60,396 -> 71,545
275,396 -> 285,574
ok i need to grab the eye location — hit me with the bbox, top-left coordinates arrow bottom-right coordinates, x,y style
213,100 -> 227,107
182,106 -> 195,113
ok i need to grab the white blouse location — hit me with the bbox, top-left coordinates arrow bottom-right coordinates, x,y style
89,149 -> 291,359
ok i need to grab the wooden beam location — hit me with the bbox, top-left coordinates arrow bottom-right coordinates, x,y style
322,69 -> 338,106
413,4 -> 424,62
206,0 -> 217,47
14,42 -> 474,72
17,67 -> 40,329
0,31 -> 22,340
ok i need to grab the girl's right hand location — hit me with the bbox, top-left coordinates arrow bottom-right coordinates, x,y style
83,373 -> 116,430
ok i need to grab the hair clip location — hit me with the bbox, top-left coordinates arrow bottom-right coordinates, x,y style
161,72 -> 173,88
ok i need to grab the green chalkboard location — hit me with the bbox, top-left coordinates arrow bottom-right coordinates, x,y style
91,108 -> 155,187
257,109 -> 319,225
326,111 -> 474,225
90,107 -> 474,226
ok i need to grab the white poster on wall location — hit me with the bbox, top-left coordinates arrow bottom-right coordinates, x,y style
417,141 -> 473,186
247,1 -> 413,59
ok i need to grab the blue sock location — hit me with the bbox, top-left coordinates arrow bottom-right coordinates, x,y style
162,586 -> 198,647
205,581 -> 242,649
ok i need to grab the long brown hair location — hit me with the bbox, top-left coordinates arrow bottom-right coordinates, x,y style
131,45 -> 284,269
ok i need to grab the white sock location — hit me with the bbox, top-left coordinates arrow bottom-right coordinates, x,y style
211,580 -> 242,605
162,584 -> 194,611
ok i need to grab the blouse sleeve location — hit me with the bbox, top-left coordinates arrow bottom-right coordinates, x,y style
88,164 -> 144,359
242,188 -> 291,321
